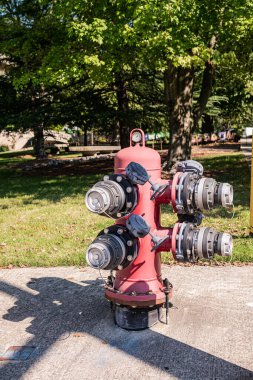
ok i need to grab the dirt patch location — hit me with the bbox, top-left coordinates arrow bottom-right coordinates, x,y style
20,155 -> 34,159
192,142 -> 240,157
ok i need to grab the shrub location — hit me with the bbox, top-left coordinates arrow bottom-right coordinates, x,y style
0,145 -> 9,152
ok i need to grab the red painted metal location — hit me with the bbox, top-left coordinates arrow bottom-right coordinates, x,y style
114,146 -> 161,174
106,130 -> 174,307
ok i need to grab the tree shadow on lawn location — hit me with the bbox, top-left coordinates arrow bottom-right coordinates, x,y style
202,204 -> 249,220
0,277 -> 252,380
0,154 -> 249,207
0,159 -> 114,204
197,154 -> 249,177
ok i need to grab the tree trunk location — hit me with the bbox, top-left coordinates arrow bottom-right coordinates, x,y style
33,125 -> 46,159
193,61 -> 215,130
112,121 -> 120,145
202,114 -> 214,134
164,61 -> 194,171
115,75 -> 130,148
84,128 -> 88,146
193,36 -> 217,129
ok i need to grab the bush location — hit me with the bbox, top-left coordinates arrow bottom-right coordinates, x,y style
45,146 -> 59,155
0,145 -> 9,152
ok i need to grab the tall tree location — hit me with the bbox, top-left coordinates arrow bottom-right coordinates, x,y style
1,0 -> 252,164
27,1 -> 164,147
0,0 -> 69,157
128,0 -> 253,168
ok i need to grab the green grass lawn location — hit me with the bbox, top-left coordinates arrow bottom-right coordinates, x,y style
0,152 -> 252,267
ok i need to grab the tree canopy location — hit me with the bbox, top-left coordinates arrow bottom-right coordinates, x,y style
0,0 -> 252,162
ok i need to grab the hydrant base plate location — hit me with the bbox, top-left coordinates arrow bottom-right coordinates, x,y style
114,305 -> 161,330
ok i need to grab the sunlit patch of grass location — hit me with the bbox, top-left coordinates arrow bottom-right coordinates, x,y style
0,155 -> 107,266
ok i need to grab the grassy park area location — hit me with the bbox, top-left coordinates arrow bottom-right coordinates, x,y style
1,0 -> 252,268
0,150 -> 252,267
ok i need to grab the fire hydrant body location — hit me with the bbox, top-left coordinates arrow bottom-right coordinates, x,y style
106,130 -> 169,312
85,129 -> 233,330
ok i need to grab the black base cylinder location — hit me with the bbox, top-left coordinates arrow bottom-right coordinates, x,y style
114,305 -> 161,330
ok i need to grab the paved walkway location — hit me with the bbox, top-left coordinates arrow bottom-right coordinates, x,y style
0,266 -> 253,380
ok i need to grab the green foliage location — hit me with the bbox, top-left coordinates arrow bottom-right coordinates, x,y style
0,146 -> 9,152
0,0 -> 252,142
42,0 -> 253,133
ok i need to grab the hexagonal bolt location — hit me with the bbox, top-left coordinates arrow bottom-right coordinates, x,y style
126,187 -> 132,193
116,176 -> 122,182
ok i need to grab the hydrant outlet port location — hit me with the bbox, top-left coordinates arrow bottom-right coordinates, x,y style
86,225 -> 138,270
174,223 -> 233,261
217,232 -> 234,256
85,174 -> 137,218
215,182 -> 234,208
85,180 -> 124,215
173,173 -> 234,214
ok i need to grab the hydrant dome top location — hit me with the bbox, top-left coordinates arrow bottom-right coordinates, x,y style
114,144 -> 161,173
115,129 -> 161,173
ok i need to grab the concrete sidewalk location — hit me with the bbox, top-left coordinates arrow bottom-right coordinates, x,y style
0,266 -> 253,380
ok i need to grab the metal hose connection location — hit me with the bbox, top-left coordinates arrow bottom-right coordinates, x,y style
173,160 -> 233,214
194,178 -> 233,210
85,225 -> 138,270
174,222 -> 233,262
85,174 -> 137,218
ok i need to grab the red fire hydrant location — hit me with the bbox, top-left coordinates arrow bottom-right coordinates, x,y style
85,129 -> 233,329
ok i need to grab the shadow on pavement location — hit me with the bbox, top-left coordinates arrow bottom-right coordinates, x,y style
0,277 -> 253,380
